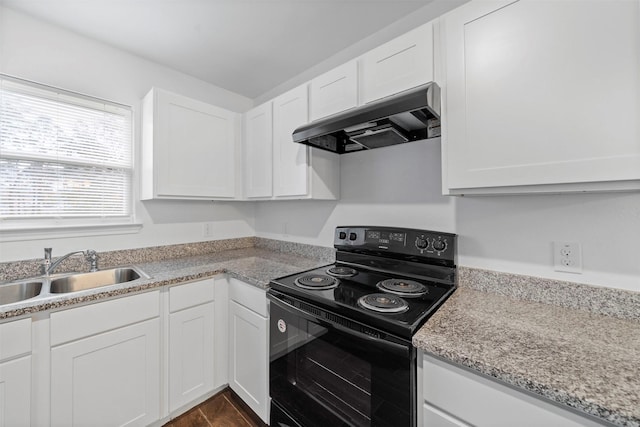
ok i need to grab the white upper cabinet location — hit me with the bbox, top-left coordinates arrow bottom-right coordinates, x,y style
243,85 -> 340,201
360,22 -> 434,104
442,0 -> 640,194
141,88 -> 241,200
309,60 -> 359,121
273,85 -> 310,197
244,102 -> 274,198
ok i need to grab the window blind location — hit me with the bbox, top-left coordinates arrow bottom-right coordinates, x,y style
0,76 -> 133,224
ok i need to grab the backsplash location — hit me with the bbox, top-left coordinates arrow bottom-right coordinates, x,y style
0,237 -> 335,283
459,267 -> 640,321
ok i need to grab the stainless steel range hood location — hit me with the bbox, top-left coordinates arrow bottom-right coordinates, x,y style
293,82 -> 441,154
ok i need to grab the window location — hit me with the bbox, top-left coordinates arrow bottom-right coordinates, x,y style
0,75 -> 135,234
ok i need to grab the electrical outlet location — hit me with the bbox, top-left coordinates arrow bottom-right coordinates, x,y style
553,241 -> 582,273
203,223 -> 213,238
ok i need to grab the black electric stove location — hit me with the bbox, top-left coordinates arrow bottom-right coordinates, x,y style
269,226 -> 457,340
268,226 -> 457,427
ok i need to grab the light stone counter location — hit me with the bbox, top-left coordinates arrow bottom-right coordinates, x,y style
0,238 -> 333,320
413,267 -> 640,427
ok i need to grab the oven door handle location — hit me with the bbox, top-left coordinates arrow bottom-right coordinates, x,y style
269,293 -> 411,356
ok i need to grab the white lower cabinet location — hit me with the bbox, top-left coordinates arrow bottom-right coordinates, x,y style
420,353 -> 606,427
228,278 -> 269,423
7,275 -> 270,426
168,278 -> 226,414
50,291 -> 161,427
0,318 -> 32,427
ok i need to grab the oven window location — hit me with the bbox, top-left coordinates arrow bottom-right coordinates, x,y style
270,298 -> 414,427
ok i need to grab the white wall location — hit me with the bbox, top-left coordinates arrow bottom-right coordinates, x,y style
0,6 -> 256,262
255,141 -> 640,292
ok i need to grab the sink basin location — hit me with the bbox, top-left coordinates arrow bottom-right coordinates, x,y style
50,267 -> 147,293
0,281 -> 43,305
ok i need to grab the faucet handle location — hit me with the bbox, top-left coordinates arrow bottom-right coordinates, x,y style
85,250 -> 99,272
42,248 -> 52,274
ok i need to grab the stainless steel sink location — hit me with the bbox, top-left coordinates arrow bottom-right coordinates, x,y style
50,267 -> 147,293
0,281 -> 43,305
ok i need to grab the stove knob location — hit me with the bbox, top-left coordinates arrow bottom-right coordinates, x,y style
433,240 -> 447,251
349,232 -> 357,241
339,231 -> 347,240
415,237 -> 428,250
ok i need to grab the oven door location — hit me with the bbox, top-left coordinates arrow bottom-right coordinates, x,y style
268,290 -> 416,427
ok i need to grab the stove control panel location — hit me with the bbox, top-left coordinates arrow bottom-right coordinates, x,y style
334,226 -> 456,263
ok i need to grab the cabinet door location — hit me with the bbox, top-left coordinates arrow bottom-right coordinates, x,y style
443,0 -> 640,193
360,22 -> 434,104
154,89 -> 239,199
244,102 -> 273,198
273,85 -> 309,198
0,356 -> 31,427
228,300 -> 268,423
51,319 -> 160,427
169,302 -> 215,412
309,60 -> 358,121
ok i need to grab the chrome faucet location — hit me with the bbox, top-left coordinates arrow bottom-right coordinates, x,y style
42,248 -> 99,276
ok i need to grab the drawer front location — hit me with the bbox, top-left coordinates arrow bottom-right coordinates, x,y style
51,290 -> 160,346
169,278 -> 215,313
228,278 -> 267,317
423,355 -> 605,427
0,318 -> 31,361
423,402 -> 470,427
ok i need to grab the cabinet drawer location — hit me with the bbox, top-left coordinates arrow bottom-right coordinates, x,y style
423,402 -> 470,427
51,291 -> 160,346
228,278 -> 267,317
169,278 -> 215,313
423,355 -> 605,427
0,317 -> 31,361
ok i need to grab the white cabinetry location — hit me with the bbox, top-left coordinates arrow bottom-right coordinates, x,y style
50,291 -> 160,427
271,85 -> 340,200
227,278 -> 269,423
0,318 -> 31,427
442,0 -> 640,194
244,102 -> 274,198
360,22 -> 434,104
420,354 -> 605,427
309,60 -> 359,121
273,85 -> 311,198
141,88 -> 241,200
168,279 -> 220,413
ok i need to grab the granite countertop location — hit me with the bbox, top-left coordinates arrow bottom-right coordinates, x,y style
3,240 -> 638,427
0,246 -> 328,319
413,285 -> 640,427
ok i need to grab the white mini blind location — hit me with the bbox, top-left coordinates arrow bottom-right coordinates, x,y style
0,76 -> 133,224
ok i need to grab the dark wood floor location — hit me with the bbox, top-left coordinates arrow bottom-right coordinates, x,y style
164,388 -> 267,427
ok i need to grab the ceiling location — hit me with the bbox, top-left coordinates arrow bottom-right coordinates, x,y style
1,0 -> 436,99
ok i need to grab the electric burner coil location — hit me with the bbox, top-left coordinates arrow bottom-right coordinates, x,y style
376,278 -> 428,297
326,266 -> 358,278
357,293 -> 409,313
294,274 -> 339,290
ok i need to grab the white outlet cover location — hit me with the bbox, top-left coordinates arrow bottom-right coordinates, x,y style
553,241 -> 582,274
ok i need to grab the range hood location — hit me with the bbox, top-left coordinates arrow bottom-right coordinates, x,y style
293,82 -> 441,154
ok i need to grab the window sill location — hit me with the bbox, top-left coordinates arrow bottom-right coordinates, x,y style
0,223 -> 143,242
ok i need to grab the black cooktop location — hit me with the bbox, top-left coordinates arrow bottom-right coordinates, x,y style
269,263 -> 454,339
